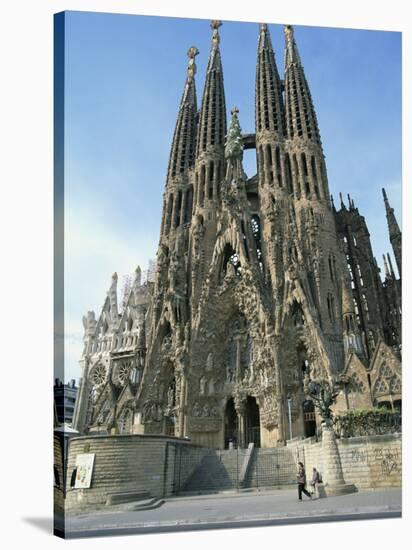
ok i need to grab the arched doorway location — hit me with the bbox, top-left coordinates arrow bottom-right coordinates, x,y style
224,398 -> 238,448
245,396 -> 261,448
303,400 -> 316,438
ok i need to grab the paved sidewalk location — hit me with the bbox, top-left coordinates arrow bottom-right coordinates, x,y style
64,487 -> 401,538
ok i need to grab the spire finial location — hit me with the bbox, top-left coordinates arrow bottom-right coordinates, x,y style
231,106 -> 239,116
382,187 -> 388,202
339,192 -> 345,209
186,46 -> 199,80
211,20 -> 222,45
284,24 -> 294,38
330,194 -> 335,209
284,24 -> 301,68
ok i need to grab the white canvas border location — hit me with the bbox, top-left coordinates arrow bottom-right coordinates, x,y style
0,0 -> 409,548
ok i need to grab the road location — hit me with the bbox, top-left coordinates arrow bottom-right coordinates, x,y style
62,487 -> 401,538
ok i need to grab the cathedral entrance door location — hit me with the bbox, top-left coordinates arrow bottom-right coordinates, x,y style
224,398 -> 238,449
245,396 -> 261,448
303,400 -> 316,438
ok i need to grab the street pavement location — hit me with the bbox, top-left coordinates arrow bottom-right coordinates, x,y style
64,487 -> 401,538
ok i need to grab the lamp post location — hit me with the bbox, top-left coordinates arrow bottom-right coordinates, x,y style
287,394 -> 293,440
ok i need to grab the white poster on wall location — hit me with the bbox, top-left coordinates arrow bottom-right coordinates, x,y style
74,453 -> 95,489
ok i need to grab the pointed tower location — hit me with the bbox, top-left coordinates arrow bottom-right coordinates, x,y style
160,46 -> 199,241
284,25 -> 328,202
152,47 -> 199,328
190,21 -> 228,305
194,20 -> 227,211
382,188 -> 401,277
255,24 -> 287,191
255,24 -> 292,295
283,25 -> 345,371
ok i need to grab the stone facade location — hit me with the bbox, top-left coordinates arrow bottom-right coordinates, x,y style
72,22 -> 401,449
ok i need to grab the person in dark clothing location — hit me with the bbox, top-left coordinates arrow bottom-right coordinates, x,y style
297,462 -> 312,500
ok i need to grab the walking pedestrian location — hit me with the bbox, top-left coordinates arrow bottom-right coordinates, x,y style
309,467 -> 320,494
297,461 -> 312,500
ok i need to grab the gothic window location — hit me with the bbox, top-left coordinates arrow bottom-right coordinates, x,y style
291,301 -> 305,327
167,378 -> 176,409
221,243 -> 242,278
91,364 -> 106,387
227,338 -> 237,382
185,185 -> 193,223
302,152 -> 308,176
285,153 -> 293,194
251,215 -> 263,271
327,294 -> 336,323
275,146 -> 282,187
328,254 -> 335,283
199,165 -> 205,206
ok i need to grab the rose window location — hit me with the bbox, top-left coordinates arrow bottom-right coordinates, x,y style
91,364 -> 106,386
118,363 -> 130,384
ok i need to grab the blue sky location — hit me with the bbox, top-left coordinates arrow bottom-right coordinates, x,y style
63,12 -> 401,382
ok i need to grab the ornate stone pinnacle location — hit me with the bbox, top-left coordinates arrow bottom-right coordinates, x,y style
211,20 -> 222,29
187,46 -> 199,59
112,272 -> 118,281
231,106 -> 239,115
284,24 -> 294,39
187,46 -> 199,79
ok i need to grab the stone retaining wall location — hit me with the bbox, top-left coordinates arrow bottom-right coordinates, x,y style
65,434 -> 204,513
287,433 -> 401,489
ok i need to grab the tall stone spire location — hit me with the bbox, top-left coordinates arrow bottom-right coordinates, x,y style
196,20 -> 227,157
284,25 -> 322,147
256,24 -> 285,139
167,46 -> 199,182
161,48 -> 199,238
284,25 -> 329,202
194,20 -> 227,210
255,23 -> 290,197
382,188 -> 401,277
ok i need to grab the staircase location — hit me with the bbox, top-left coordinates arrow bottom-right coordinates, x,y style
180,449 -> 240,494
244,447 -> 296,488
180,447 -> 296,494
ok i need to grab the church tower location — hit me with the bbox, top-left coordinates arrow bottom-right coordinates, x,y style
283,25 -> 344,374
191,20 -> 227,307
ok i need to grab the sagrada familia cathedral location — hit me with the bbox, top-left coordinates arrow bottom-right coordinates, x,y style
73,22 -> 402,448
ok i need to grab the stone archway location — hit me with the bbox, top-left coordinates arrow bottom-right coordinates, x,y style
224,398 -> 238,448
244,396 -> 261,448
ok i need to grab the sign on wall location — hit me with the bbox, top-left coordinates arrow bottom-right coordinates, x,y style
74,453 -> 95,489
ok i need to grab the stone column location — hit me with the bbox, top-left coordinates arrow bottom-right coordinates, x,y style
320,421 -> 356,497
236,402 -> 246,449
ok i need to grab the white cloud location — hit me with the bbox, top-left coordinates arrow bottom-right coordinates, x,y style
63,198 -> 158,382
